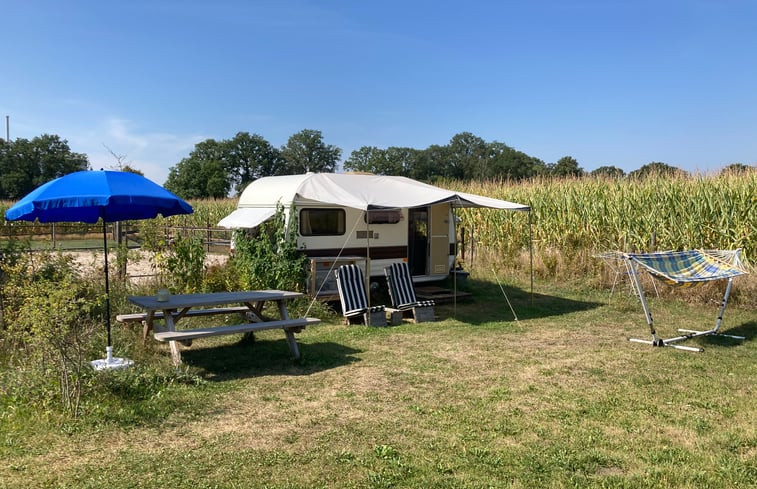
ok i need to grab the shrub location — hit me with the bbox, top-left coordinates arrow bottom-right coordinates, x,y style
1,249 -> 101,417
231,205 -> 307,292
161,234 -> 206,293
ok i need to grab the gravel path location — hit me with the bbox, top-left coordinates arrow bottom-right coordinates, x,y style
66,250 -> 228,284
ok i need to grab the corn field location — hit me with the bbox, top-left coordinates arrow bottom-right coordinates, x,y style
445,172 -> 757,269
3,173 -> 755,266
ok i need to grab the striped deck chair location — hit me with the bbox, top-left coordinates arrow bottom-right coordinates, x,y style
384,262 -> 435,323
335,264 -> 386,326
623,249 -> 748,352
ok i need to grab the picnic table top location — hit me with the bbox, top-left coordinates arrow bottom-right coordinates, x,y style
127,290 -> 303,310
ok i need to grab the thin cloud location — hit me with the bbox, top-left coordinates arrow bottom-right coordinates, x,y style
75,117 -> 207,184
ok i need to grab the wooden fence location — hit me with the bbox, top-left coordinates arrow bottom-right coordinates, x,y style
1,221 -> 233,253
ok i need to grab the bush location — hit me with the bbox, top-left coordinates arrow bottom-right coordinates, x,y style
161,234 -> 206,293
0,245 -> 212,425
139,225 -> 207,293
230,205 -> 307,292
1,249 -> 101,416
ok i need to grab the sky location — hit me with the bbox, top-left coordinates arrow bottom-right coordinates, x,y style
2,0 -> 756,185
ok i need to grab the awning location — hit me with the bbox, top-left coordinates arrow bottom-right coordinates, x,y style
217,207 -> 276,229
291,173 -> 530,211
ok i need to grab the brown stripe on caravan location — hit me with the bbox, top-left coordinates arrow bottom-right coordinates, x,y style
302,246 -> 408,260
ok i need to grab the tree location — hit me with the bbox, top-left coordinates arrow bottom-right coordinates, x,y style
33,134 -> 90,185
103,144 -> 144,176
385,147 -> 420,176
165,133 -> 284,198
165,158 -> 229,199
280,129 -> 341,174
447,132 -> 488,180
343,146 -> 417,176
590,165 -> 626,178
120,165 -> 144,176
720,163 -> 754,175
0,138 -> 35,199
224,132 -> 283,194
550,156 -> 584,177
344,146 -> 387,174
164,139 -> 230,199
406,145 -> 434,182
0,134 -> 89,200
629,162 -> 686,179
487,141 -> 547,180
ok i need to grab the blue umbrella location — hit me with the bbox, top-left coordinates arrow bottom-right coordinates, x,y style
5,170 -> 193,369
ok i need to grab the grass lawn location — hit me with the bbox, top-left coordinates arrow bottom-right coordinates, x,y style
1,279 -> 755,488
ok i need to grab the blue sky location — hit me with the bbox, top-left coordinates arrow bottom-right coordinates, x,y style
3,0 -> 756,184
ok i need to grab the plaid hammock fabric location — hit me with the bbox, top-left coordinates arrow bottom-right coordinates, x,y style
625,250 -> 747,286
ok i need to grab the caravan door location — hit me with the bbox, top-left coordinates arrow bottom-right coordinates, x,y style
408,203 -> 450,278
429,203 -> 451,276
408,207 -> 428,276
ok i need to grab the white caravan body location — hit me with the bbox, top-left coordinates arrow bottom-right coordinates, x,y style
219,173 -> 528,283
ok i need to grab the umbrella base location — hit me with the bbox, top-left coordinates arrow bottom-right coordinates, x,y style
90,346 -> 134,371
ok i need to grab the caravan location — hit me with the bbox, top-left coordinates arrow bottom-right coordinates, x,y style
218,173 -> 528,296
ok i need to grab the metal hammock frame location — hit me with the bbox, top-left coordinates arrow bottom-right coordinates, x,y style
622,249 -> 748,352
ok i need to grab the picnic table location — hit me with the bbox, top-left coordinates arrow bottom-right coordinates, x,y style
122,290 -> 320,365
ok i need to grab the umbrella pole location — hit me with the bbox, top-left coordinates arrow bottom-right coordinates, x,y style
103,219 -> 112,349
90,217 -> 134,370
91,218 -> 133,370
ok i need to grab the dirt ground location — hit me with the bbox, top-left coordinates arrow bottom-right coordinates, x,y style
66,250 -> 229,284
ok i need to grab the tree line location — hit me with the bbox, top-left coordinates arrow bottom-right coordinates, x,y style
0,135 -> 89,200
163,129 -> 341,199
164,129 -> 742,200
0,130 -> 753,201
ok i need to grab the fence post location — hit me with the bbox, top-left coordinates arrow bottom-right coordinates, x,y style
207,219 -> 211,252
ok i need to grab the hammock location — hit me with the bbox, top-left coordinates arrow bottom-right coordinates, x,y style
620,249 -> 747,352
626,249 -> 747,286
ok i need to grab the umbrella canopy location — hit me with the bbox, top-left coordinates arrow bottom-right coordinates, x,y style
5,170 -> 193,223
4,170 -> 193,369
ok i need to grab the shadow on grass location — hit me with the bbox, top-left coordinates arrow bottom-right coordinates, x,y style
433,279 -> 603,324
180,339 -> 363,381
699,320 -> 757,347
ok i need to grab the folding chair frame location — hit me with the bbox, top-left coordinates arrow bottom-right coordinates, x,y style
335,264 -> 386,327
384,262 -> 435,323
626,253 -> 745,352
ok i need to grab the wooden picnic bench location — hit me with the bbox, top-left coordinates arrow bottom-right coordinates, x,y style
124,290 -> 319,365
116,306 -> 253,340
153,317 -> 320,342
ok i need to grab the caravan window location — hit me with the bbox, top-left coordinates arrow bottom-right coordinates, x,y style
364,209 -> 402,224
300,208 -> 346,236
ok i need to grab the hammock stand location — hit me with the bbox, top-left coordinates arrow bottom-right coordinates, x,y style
595,251 -> 659,300
623,249 -> 747,352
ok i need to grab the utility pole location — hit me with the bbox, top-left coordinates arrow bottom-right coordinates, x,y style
5,115 -> 8,142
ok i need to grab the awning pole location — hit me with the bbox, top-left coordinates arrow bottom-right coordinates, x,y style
453,206 -> 457,318
529,209 -> 534,301
365,210 -> 371,324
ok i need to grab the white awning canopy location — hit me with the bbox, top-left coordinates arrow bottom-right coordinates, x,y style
232,173 -> 529,213
217,207 -> 276,229
295,173 -> 529,210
